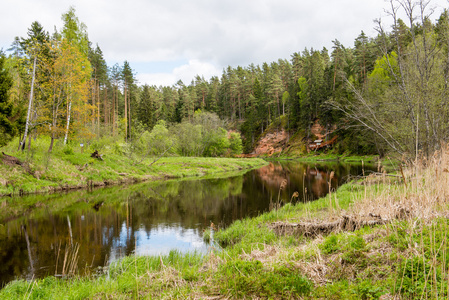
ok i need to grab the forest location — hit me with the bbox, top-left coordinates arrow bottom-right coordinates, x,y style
1,1 -> 449,159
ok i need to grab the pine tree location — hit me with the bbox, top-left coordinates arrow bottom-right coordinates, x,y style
122,61 -> 134,141
0,53 -> 15,146
137,84 -> 154,129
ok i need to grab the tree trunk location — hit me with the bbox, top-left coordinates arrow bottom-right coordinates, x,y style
64,99 -> 72,145
112,86 -> 116,136
124,84 -> 128,142
128,88 -> 131,142
104,85 -> 108,126
97,82 -> 100,135
19,56 -> 37,151
27,132 -> 32,151
49,132 -> 55,153
92,78 -> 96,130
333,56 -> 339,91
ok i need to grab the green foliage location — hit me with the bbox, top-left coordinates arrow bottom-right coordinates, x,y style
314,279 -> 387,300
61,6 -> 89,55
228,131 -> 243,155
139,120 -> 174,156
8,2 -> 449,163
171,121 -> 202,156
320,234 -> 340,254
214,218 -> 276,250
396,256 -> 441,298
62,145 -> 74,155
349,234 -> 366,251
369,51 -> 398,82
203,127 -> 230,157
216,260 -> 311,298
355,280 -> 386,300
0,54 -> 16,146
202,228 -> 211,243
387,223 -> 409,252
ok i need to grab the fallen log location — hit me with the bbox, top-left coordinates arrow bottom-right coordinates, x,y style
90,150 -> 103,161
1,152 -> 24,167
269,206 -> 410,237
269,218 -> 389,237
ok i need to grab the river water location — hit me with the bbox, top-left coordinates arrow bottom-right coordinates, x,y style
0,160 -> 372,287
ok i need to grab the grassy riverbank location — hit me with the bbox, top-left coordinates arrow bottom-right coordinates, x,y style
2,147 -> 447,298
0,138 -> 267,197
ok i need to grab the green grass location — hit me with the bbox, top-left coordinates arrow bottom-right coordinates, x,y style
0,137 -> 267,197
213,259 -> 312,298
0,250 -> 205,299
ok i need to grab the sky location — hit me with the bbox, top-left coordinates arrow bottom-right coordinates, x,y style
1,0 -> 448,87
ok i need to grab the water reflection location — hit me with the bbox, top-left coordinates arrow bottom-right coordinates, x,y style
0,161 -> 372,287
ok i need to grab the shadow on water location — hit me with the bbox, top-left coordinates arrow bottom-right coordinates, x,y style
0,161 -> 374,287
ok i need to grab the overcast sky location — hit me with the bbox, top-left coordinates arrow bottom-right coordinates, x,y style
1,0 -> 448,87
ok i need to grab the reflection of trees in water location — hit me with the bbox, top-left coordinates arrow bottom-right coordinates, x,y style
0,208 -> 124,285
130,176 -> 244,229
0,162 -> 371,286
254,161 -> 367,203
0,176 -> 246,286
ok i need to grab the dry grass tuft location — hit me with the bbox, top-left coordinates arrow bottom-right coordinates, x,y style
351,144 -> 449,222
242,244 -> 278,263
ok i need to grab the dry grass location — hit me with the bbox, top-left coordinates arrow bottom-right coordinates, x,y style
350,145 -> 449,222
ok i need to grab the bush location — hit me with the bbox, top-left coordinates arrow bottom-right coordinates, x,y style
229,132 -> 243,155
62,145 -> 74,155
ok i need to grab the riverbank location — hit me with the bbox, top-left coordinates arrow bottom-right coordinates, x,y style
0,149 -> 267,197
270,152 -> 397,165
2,147 -> 447,298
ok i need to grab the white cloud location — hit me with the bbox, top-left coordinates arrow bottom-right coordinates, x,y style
136,73 -> 176,87
173,60 -> 221,84
2,0 -> 448,87
136,59 -> 221,87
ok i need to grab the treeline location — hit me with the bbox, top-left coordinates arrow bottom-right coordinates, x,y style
1,1 -> 449,158
132,34 -> 380,154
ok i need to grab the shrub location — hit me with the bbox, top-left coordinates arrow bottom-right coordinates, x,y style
229,132 -> 243,155
62,145 -> 74,155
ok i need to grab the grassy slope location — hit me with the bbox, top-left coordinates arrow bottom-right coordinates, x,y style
0,140 -> 267,197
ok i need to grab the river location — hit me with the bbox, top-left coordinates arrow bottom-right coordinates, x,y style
0,160 -> 373,287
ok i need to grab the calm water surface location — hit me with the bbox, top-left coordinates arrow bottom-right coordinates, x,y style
0,161 -> 372,287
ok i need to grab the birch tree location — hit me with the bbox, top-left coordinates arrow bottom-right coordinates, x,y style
60,7 -> 91,144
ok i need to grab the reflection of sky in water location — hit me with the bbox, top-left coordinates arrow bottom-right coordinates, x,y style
0,162 -> 376,287
108,223 -> 208,263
